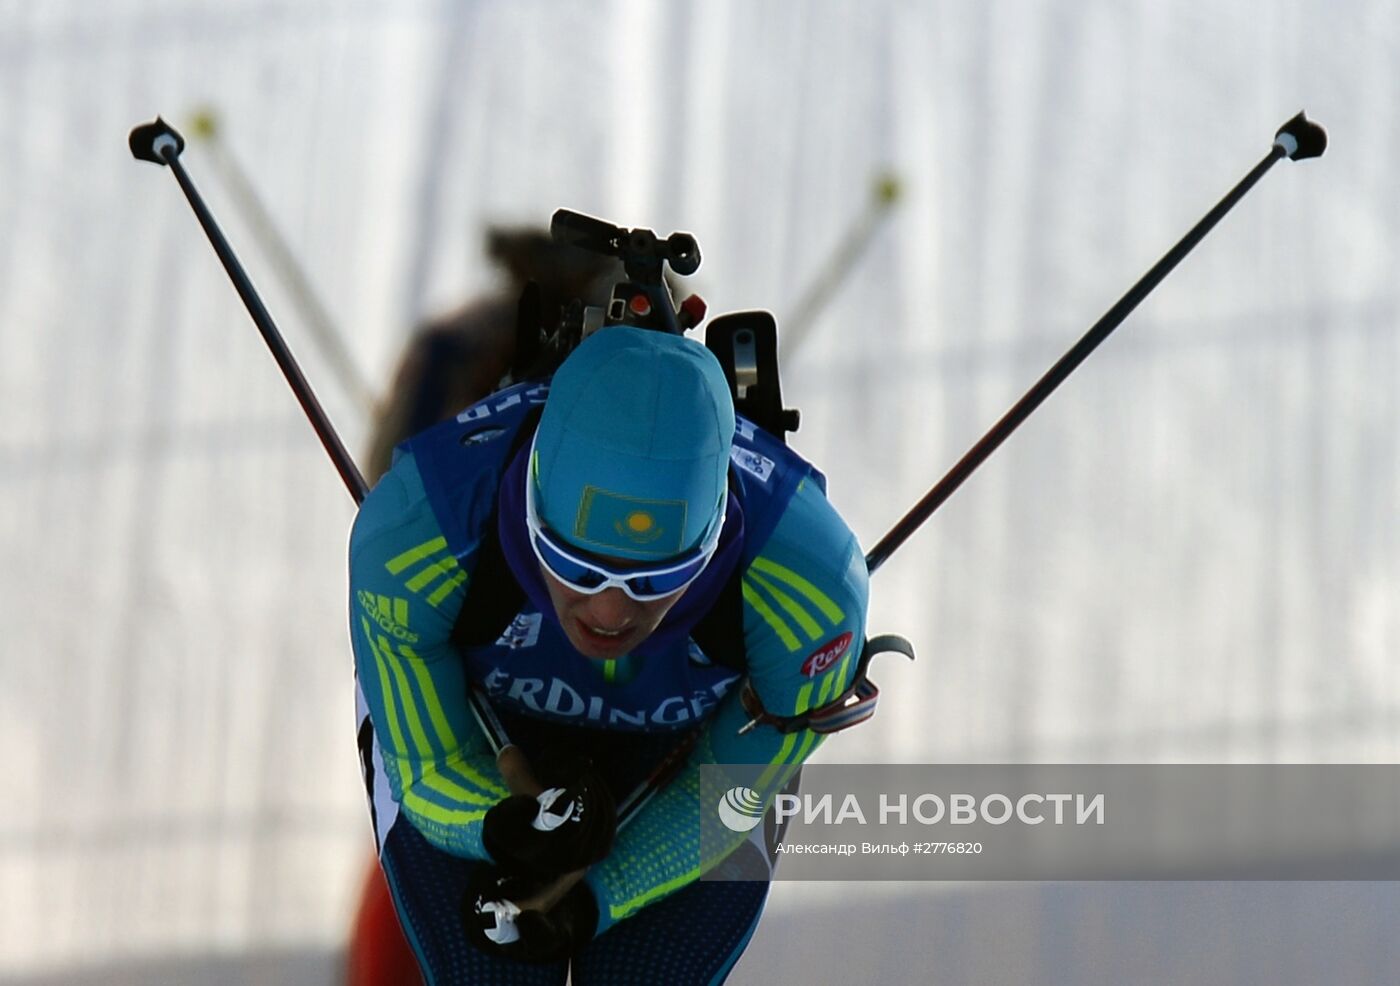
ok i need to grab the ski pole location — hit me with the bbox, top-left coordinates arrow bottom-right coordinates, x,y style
128,116 -> 370,504
129,116 -> 516,752
129,115 -> 657,825
781,171 -> 902,356
863,111 -> 1327,576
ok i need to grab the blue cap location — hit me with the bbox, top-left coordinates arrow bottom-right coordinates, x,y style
533,327 -> 735,562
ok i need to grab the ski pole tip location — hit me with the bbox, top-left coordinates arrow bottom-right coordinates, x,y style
1274,111 -> 1327,161
129,116 -> 186,165
189,107 -> 220,141
873,171 -> 902,206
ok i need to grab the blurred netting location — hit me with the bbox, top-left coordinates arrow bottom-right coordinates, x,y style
0,1 -> 1397,983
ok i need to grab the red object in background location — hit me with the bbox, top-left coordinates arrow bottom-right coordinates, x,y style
678,294 -> 707,330
346,856 -> 422,986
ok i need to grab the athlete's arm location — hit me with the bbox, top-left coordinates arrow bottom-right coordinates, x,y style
583,477 -> 869,933
349,451 -> 510,858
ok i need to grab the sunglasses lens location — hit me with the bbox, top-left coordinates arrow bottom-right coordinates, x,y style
534,536 -> 605,588
622,561 -> 707,597
532,527 -> 710,599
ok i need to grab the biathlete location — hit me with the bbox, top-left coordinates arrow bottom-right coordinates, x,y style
349,326 -> 870,983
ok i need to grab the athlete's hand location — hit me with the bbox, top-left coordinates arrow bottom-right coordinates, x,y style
463,865 -> 598,963
483,746 -> 616,876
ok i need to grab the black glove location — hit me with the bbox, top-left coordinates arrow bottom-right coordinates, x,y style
483,751 -> 616,876
463,867 -> 599,964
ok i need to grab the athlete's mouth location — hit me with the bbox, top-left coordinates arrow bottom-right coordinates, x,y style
574,619 -> 634,653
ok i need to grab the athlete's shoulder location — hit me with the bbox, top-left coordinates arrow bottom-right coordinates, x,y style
758,477 -> 866,598
738,473 -> 869,666
352,452 -> 433,543
349,451 -> 473,626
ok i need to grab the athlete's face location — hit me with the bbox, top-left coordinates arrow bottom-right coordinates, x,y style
540,566 -> 687,660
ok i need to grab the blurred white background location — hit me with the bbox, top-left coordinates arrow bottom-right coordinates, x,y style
1,1 -> 1397,983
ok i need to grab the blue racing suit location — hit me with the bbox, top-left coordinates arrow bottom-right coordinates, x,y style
349,381 -> 869,983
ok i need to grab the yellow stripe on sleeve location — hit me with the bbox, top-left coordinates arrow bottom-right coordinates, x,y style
426,570 -> 468,608
756,731 -> 801,790
814,664 -> 841,708
380,634 -> 437,760
609,866 -> 703,922
399,643 -> 459,751
797,673 -> 832,763
791,724 -> 824,764
403,789 -> 489,827
750,556 -> 845,623
754,681 -> 815,788
741,578 -> 801,652
420,768 -> 498,807
443,760 -> 510,801
385,537 -> 449,575
362,617 -> 414,786
406,558 -> 459,593
747,570 -> 823,641
834,651 -> 855,693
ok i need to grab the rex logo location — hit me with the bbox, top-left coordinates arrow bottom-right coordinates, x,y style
801,632 -> 853,678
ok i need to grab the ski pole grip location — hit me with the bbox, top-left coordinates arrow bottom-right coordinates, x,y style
129,117 -> 186,166
1273,110 -> 1327,161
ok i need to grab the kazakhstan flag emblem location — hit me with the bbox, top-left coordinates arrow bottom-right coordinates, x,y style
575,486 -> 687,555
620,510 -> 660,541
